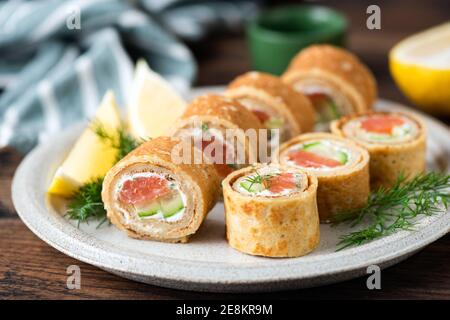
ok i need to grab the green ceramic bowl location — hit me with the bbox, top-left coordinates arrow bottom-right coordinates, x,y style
247,5 -> 348,75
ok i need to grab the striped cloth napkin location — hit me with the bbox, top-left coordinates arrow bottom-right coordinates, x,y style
0,0 -> 259,153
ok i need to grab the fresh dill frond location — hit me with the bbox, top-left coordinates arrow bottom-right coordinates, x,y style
244,171 -> 263,191
65,122 -> 143,226
334,172 -> 450,250
65,177 -> 106,228
201,123 -> 209,132
91,121 -> 141,163
243,171 -> 275,191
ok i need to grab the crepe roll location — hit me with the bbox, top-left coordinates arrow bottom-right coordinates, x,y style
223,164 -> 319,257
102,137 -> 219,243
170,94 -> 264,178
282,45 -> 377,128
276,133 -> 370,223
331,111 -> 426,189
225,71 -> 315,143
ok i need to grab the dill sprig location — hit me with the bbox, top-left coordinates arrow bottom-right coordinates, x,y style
334,172 -> 450,250
65,122 -> 142,226
201,123 -> 209,132
243,171 -> 276,191
65,177 -> 107,228
91,121 -> 141,163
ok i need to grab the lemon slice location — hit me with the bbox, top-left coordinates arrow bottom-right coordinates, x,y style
48,91 -> 121,197
390,22 -> 450,114
127,60 -> 186,139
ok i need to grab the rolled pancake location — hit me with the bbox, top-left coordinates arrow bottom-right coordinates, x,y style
225,71 -> 315,142
275,132 -> 370,223
282,45 -> 377,126
223,164 -> 319,257
171,94 -> 265,176
102,137 -> 220,243
331,111 -> 426,189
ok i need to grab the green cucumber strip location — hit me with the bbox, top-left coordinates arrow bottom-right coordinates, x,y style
336,151 -> 348,164
302,142 -> 348,164
368,134 -> 391,141
137,201 -> 161,218
265,117 -> 284,129
138,210 -> 160,218
302,141 -> 322,150
163,207 -> 184,218
240,180 -> 265,193
328,101 -> 341,119
138,206 -> 161,218
161,194 -> 184,218
316,100 -> 341,123
366,126 -> 409,141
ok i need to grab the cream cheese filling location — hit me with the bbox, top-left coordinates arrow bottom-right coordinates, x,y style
297,83 -> 352,112
281,140 -> 357,173
238,98 -> 286,129
342,114 -> 420,145
232,166 -> 307,197
176,123 -> 245,169
114,172 -> 187,224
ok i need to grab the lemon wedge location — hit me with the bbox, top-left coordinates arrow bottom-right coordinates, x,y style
127,59 -> 186,139
48,91 -> 121,197
390,22 -> 450,114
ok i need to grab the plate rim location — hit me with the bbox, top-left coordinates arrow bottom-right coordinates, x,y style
12,88 -> 450,291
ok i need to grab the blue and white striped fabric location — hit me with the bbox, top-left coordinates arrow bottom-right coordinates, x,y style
0,0 -> 260,153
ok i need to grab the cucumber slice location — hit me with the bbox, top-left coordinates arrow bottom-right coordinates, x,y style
393,125 -> 410,137
317,100 -> 341,123
265,117 -> 284,129
302,142 -> 348,164
336,151 -> 348,164
302,142 -> 331,155
368,134 -> 390,141
161,193 -> 184,218
302,141 -> 322,150
240,180 -> 265,193
328,101 -> 341,119
366,126 -> 410,141
137,202 -> 161,218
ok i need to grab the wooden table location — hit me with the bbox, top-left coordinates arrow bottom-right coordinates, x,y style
1,0 -> 449,299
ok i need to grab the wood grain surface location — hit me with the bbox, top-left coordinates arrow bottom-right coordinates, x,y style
1,0 -> 449,299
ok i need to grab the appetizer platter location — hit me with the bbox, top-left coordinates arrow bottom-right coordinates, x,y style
12,45 -> 450,292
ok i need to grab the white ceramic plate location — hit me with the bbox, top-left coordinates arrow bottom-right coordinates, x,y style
12,86 -> 450,292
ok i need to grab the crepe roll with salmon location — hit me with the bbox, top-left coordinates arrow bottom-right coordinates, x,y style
225,71 -> 315,144
331,111 -> 426,189
170,94 -> 264,178
102,137 -> 219,243
276,133 -> 370,223
223,164 -> 319,258
282,45 -> 377,129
